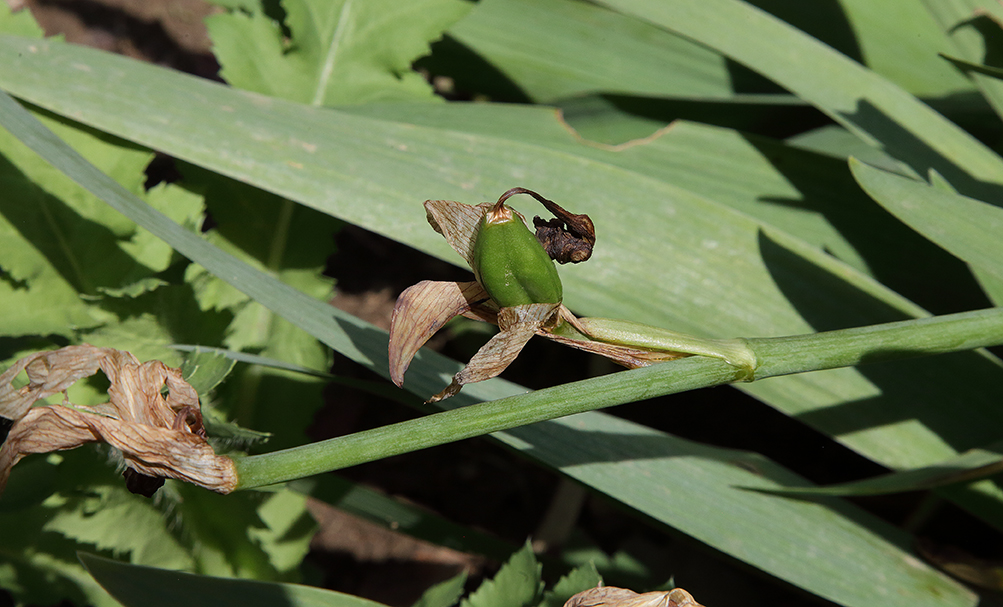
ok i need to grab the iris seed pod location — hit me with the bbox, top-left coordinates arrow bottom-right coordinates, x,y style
472,200 -> 563,308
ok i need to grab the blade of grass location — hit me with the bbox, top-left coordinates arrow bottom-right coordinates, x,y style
171,344 -> 420,407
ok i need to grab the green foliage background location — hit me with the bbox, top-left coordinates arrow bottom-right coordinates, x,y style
2,1 -> 1003,607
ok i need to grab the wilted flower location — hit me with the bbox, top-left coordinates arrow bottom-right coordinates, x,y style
564,585 -> 705,607
389,188 -> 689,402
0,344 -> 236,497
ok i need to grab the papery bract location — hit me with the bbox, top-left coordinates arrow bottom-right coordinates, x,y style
0,344 -> 236,496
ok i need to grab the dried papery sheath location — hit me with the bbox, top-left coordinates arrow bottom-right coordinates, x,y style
428,302 -> 561,403
564,586 -> 705,607
0,345 -> 236,496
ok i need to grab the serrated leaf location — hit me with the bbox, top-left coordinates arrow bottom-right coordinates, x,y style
82,283 -> 234,368
539,563 -> 601,607
156,484 -> 313,581
80,552 -> 392,607
42,485 -> 192,569
248,487 -> 315,577
560,538 -> 649,589
0,453 -> 58,512
181,347 -> 238,395
171,483 -> 277,578
121,182 -> 205,273
413,571 -> 468,607
0,448 -> 192,607
207,0 -> 471,105
0,2 -> 45,38
0,502 -> 121,607
181,169 -> 336,448
462,542 -> 543,607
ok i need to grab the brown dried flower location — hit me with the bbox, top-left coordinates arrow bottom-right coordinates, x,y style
564,586 -> 705,607
389,190 -> 684,402
0,344 -> 236,497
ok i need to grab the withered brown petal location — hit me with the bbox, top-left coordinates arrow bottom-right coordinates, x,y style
428,303 -> 558,403
0,344 -> 114,421
542,332 -> 687,368
424,199 -> 495,266
389,280 -> 491,387
494,187 -> 595,264
0,345 -> 236,496
564,586 -> 705,607
0,405 -> 236,494
104,356 -> 199,427
534,215 -> 596,264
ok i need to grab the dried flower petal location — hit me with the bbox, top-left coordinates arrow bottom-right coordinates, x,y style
0,405 -> 234,493
389,280 -> 493,387
429,303 -> 559,403
424,199 -> 495,266
502,187 -> 596,264
0,345 -> 237,496
0,344 -> 110,420
564,586 -> 705,607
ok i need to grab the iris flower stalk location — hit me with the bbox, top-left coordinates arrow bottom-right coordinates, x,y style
389,188 -> 756,402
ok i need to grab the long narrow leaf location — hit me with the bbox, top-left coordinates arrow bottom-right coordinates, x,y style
5,33 -> 1003,500
756,440 -> 1003,497
80,553 -> 388,607
591,0 -> 1003,196
0,85 -> 980,607
850,158 -> 1003,284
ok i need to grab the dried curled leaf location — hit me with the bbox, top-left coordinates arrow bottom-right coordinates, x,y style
0,345 -> 237,496
564,586 -> 705,607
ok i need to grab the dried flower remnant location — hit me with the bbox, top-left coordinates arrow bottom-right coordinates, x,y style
564,586 -> 705,607
0,344 -> 236,497
390,188 -> 695,402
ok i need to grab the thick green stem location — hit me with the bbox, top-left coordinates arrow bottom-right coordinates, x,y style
232,307 -> 1003,490
747,307 -> 1003,378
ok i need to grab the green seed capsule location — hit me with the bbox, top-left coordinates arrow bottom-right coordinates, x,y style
472,203 -> 563,307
